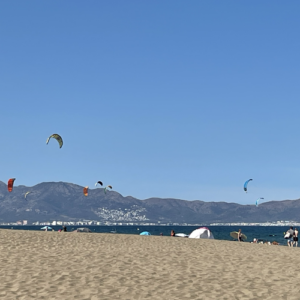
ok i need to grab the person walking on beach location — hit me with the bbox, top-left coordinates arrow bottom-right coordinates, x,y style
286,226 -> 294,247
293,228 -> 298,247
237,229 -> 243,242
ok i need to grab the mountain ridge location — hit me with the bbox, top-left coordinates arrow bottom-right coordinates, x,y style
0,181 -> 299,223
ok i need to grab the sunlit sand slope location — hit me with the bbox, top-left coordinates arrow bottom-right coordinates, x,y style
0,230 -> 298,300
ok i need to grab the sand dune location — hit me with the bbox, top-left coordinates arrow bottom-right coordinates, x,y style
0,229 -> 298,299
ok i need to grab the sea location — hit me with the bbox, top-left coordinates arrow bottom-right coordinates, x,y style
0,225 -> 292,245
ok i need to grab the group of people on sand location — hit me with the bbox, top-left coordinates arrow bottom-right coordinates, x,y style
237,227 -> 299,247
285,226 -> 298,247
159,230 -> 176,237
57,226 -> 68,232
251,238 -> 279,245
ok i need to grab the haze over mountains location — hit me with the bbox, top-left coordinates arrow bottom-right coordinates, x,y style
0,181 -> 299,224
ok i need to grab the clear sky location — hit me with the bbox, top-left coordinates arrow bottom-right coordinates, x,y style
1,1 -> 300,204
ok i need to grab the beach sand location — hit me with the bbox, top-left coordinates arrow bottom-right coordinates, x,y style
0,230 -> 299,300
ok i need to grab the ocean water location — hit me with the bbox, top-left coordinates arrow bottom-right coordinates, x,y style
0,225 -> 293,245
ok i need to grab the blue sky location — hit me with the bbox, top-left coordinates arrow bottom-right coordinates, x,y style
1,1 -> 300,204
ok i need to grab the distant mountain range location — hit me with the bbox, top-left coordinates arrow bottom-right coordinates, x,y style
0,181 -> 299,223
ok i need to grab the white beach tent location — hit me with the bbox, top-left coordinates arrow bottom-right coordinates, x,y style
188,227 -> 214,239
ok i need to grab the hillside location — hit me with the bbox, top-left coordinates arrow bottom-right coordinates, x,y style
0,181 -> 299,223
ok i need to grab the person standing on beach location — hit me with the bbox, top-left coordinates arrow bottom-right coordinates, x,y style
293,228 -> 298,247
171,230 -> 175,237
237,229 -> 243,242
286,227 -> 294,247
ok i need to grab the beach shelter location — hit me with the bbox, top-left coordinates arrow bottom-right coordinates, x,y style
188,227 -> 214,239
40,226 -> 52,230
140,231 -> 151,236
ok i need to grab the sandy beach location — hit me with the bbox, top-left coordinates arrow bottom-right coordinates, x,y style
0,230 -> 299,300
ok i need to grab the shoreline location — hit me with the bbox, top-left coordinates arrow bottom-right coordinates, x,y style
0,225 -> 292,245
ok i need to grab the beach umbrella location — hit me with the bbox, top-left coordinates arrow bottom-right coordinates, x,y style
140,231 -> 151,236
230,231 -> 247,240
40,226 -> 52,230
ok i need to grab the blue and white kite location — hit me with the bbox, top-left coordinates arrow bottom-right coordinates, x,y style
256,197 -> 264,207
244,179 -> 253,193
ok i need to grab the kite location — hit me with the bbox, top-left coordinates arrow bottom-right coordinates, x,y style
8,178 -> 16,192
46,134 -> 63,148
104,185 -> 112,194
244,179 -> 253,193
95,181 -> 103,187
25,192 -> 31,199
83,186 -> 89,196
256,197 -> 264,207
